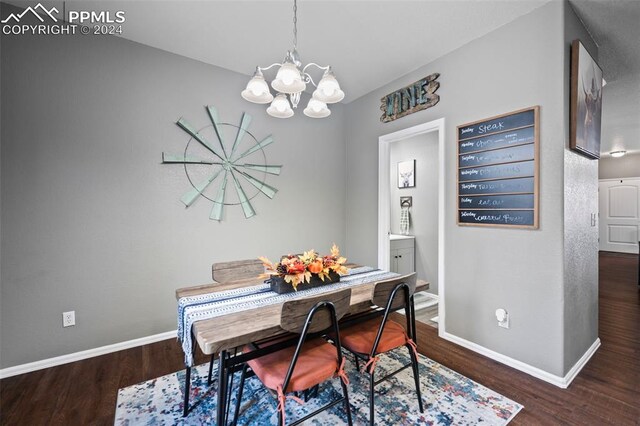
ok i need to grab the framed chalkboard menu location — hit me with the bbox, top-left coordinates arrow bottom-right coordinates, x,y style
457,106 -> 539,228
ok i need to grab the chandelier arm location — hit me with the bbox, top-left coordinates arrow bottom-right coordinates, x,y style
303,73 -> 318,88
301,63 -> 331,74
257,63 -> 284,73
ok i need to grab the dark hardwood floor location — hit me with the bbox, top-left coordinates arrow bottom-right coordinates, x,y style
1,252 -> 638,425
417,251 -> 640,425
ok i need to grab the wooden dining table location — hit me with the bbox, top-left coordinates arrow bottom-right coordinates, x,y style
175,269 -> 429,424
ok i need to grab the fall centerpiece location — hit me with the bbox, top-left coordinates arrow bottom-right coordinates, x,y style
260,244 -> 349,293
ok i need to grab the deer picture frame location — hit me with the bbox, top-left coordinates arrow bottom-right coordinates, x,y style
398,159 -> 416,188
570,39 -> 603,160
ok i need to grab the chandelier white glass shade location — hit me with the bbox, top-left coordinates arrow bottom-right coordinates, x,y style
303,98 -> 330,118
271,60 -> 306,94
241,0 -> 344,119
266,93 -> 294,118
313,71 -> 345,103
240,69 -> 273,104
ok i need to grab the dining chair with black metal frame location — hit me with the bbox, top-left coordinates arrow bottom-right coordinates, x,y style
338,273 -> 424,425
231,288 -> 354,426
187,259 -> 265,420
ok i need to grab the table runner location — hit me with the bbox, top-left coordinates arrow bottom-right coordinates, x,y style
177,267 -> 399,366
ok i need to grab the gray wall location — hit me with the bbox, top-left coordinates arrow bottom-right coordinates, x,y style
345,1 -> 569,376
1,1 -> 602,379
600,72 -> 640,155
0,3 -> 346,368
389,133 -> 439,293
599,153 -> 640,179
562,2 -> 600,373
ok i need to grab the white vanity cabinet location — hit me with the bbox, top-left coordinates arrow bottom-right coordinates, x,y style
389,235 -> 415,275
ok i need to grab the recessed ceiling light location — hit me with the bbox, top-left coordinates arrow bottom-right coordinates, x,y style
610,151 -> 626,158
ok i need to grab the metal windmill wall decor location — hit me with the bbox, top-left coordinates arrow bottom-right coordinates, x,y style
162,106 -> 281,221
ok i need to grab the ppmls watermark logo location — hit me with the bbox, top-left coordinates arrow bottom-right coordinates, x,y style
2,3 -> 126,36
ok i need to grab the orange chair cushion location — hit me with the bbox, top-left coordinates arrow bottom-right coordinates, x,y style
245,338 -> 339,393
340,319 -> 407,355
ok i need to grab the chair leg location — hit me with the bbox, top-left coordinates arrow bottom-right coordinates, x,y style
231,364 -> 248,426
339,374 -> 353,426
354,355 -> 360,371
369,370 -> 375,426
208,354 -> 215,385
407,344 -> 424,413
277,405 -> 284,426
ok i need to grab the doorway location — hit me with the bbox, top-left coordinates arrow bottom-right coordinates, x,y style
599,177 -> 640,254
378,118 -> 445,332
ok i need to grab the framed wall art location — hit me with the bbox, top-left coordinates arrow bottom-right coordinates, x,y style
398,160 -> 415,188
570,39 -> 603,160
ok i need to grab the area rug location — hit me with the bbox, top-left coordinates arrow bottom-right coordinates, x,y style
115,351 -> 522,425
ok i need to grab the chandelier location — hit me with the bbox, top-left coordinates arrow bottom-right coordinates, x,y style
241,0 -> 344,118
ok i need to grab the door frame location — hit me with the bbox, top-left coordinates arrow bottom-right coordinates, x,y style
378,118 -> 446,333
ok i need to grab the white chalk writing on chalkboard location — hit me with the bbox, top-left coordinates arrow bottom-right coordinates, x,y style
460,211 -> 530,224
478,199 -> 504,206
459,127 -> 535,154
478,122 -> 505,134
479,165 -> 520,176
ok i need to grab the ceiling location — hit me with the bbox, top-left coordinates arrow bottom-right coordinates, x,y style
569,0 -> 640,83
569,0 -> 640,155
7,0 -> 551,103
5,0 -> 639,154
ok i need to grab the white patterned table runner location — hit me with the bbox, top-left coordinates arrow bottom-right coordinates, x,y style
177,267 -> 399,366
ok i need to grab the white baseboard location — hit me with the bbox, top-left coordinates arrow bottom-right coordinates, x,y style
441,331 -> 601,388
562,337 -> 601,386
0,330 -> 177,379
1,327 -> 602,388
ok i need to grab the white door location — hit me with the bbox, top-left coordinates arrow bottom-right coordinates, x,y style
599,178 -> 640,254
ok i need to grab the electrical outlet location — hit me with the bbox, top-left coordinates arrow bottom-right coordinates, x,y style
495,308 -> 510,329
62,311 -> 75,327
498,316 -> 510,329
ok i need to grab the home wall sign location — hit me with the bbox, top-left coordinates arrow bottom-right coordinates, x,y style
457,106 -> 539,228
162,105 -> 281,221
380,73 -> 440,123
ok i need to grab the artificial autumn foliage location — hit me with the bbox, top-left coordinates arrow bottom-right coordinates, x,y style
260,244 -> 349,291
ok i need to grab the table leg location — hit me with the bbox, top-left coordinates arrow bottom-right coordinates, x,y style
216,350 -> 229,425
182,366 -> 191,417
208,354 -> 215,385
224,348 -> 238,424
183,330 -> 197,417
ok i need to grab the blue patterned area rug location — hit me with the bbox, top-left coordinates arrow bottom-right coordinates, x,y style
115,351 -> 523,425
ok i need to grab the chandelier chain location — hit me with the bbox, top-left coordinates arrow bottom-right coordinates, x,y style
292,0 -> 297,50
